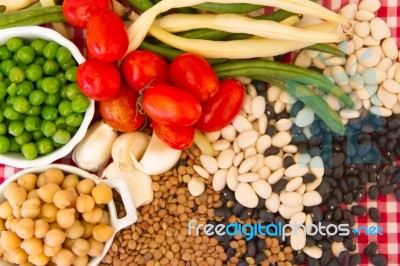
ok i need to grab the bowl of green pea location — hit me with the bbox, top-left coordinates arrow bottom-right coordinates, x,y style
0,26 -> 95,168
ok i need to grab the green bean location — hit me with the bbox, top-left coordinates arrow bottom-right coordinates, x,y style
173,7 -> 198,14
255,9 -> 295,21
126,0 -> 154,12
193,3 -> 262,13
213,59 -> 353,108
0,12 -> 65,30
0,6 -> 63,26
306,43 -> 346,57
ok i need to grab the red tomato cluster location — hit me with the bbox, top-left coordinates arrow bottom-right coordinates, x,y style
121,51 -> 245,150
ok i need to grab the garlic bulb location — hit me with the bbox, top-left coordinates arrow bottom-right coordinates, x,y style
102,162 -> 153,207
72,121 -> 118,171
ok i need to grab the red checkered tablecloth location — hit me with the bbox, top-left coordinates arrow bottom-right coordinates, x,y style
0,1 -> 400,265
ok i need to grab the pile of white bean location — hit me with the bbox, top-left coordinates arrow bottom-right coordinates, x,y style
295,0 -> 400,123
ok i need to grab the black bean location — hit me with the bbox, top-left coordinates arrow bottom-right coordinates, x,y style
311,207 -> 323,222
215,206 -> 232,218
237,260 -> 249,266
222,187 -> 235,201
388,118 -> 400,129
364,242 -> 378,257
265,104 -> 276,120
331,234 -> 344,242
290,101 -> 304,116
256,238 -> 265,252
339,179 -> 349,193
313,232 -> 324,241
254,252 -> 266,264
369,185 -> 379,200
258,210 -> 274,222
351,206 -> 367,216
303,173 -> 317,184
379,184 -> 395,195
327,258 -> 340,266
231,202 -> 245,216
338,251 -> 350,266
377,171 -> 386,187
354,188 -> 366,202
264,146 -> 280,156
359,170 -> 369,184
326,197 -> 339,210
343,210 -> 356,227
317,239 -> 331,250
240,208 -> 253,220
306,236 -> 316,246
390,171 -> 400,184
349,254 -> 362,266
370,254 -> 388,266
266,125 -> 277,136
308,256 -> 321,266
317,181 -> 331,196
383,165 -> 396,175
332,153 -> 345,167
343,192 -> 354,204
320,249 -> 332,265
345,165 -> 359,176
368,207 -> 381,223
395,187 -> 400,202
332,207 -> 342,221
296,251 -> 306,264
283,155 -> 295,168
216,232 -> 232,242
273,216 -> 286,226
252,80 -> 267,95
246,240 -> 256,257
347,176 -> 360,189
273,179 -> 288,193
343,238 -> 356,252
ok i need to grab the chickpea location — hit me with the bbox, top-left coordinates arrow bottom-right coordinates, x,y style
76,179 -> 95,195
66,187 -> 78,207
92,224 -> 114,242
61,174 -> 80,190
71,238 -> 90,257
87,237 -> 104,257
65,221 -> 85,240
20,262 -> 34,266
54,190 -> 75,209
27,189 -> 40,200
63,238 -> 74,249
6,186 -> 27,209
21,198 -> 41,219
0,231 -> 22,251
3,182 -> 18,198
38,183 -> 61,204
7,247 -> 28,264
36,173 -> 47,188
44,168 -> 65,186
21,237 -> 44,256
17,173 -> 38,192
0,219 -> 5,231
34,219 -> 50,238
40,203 -> 59,223
82,207 -> 102,224
15,218 -> 35,239
13,206 -> 22,218
43,243 -> 62,257
5,216 -> 17,231
100,210 -> 111,225
73,255 -> 89,266
55,249 -> 76,266
80,221 -> 95,239
92,182 -> 113,204
49,222 -> 63,231
44,229 -> 65,247
56,208 -> 76,229
28,253 -> 50,266
0,201 -> 13,220
76,194 -> 95,213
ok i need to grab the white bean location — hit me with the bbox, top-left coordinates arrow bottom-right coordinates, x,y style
359,0 -> 381,12
382,38 -> 399,60
251,96 -> 266,119
355,10 -> 375,21
383,79 -> 400,93
370,17 -> 391,41
354,21 -> 370,37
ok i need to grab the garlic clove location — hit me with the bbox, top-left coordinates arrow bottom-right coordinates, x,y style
72,121 -> 118,171
102,162 -> 153,207
111,132 -> 151,170
131,132 -> 181,175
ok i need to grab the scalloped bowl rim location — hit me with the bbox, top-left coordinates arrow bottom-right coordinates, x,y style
0,26 -> 94,168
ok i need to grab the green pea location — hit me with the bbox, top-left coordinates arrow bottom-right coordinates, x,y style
6,37 -> 24,52
7,95 -> 15,106
0,82 -> 7,99
21,142 -> 38,160
25,64 -> 43,82
30,38 -> 48,55
32,130 -> 43,141
65,66 -> 78,82
66,126 -> 78,136
60,85 -> 68,99
15,131 -> 32,146
55,71 -> 67,87
17,81 -> 34,97
66,113 -> 83,127
43,41 -> 59,59
8,120 -> 25,136
58,100 -> 73,117
45,93 -> 61,106
9,67 -> 25,84
7,83 -> 18,96
24,116 -> 41,132
60,59 -> 76,71
41,120 -> 57,137
33,56 -> 46,66
0,109 -> 4,122
43,59 -> 59,76
36,78 -> 44,90
0,45 -> 12,60
55,117 -> 66,128
9,138 -> 21,152
41,106 -> 58,121
0,60 -> 17,76
3,78 -> 11,86
26,105 -> 41,116
29,90 -> 46,106
36,137 -> 54,154
12,96 -> 31,113
0,136 -> 11,154
52,128 -> 71,145
16,46 -> 36,65
41,77 -> 59,94
71,94 -> 90,113
0,123 -> 7,135
65,83 -> 81,100
3,107 -> 19,120
56,47 -> 72,64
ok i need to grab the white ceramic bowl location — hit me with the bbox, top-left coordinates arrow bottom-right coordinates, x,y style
0,26 -> 94,168
0,164 -> 137,266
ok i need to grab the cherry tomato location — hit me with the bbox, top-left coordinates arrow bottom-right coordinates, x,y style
122,50 -> 170,92
77,59 -> 121,101
152,121 -> 194,150
86,10 -> 129,62
62,0 -> 112,29
99,83 -> 145,132
142,84 -> 202,126
170,53 -> 219,101
196,79 -> 245,132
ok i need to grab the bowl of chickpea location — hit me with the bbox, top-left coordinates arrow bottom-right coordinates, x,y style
0,164 -> 137,266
